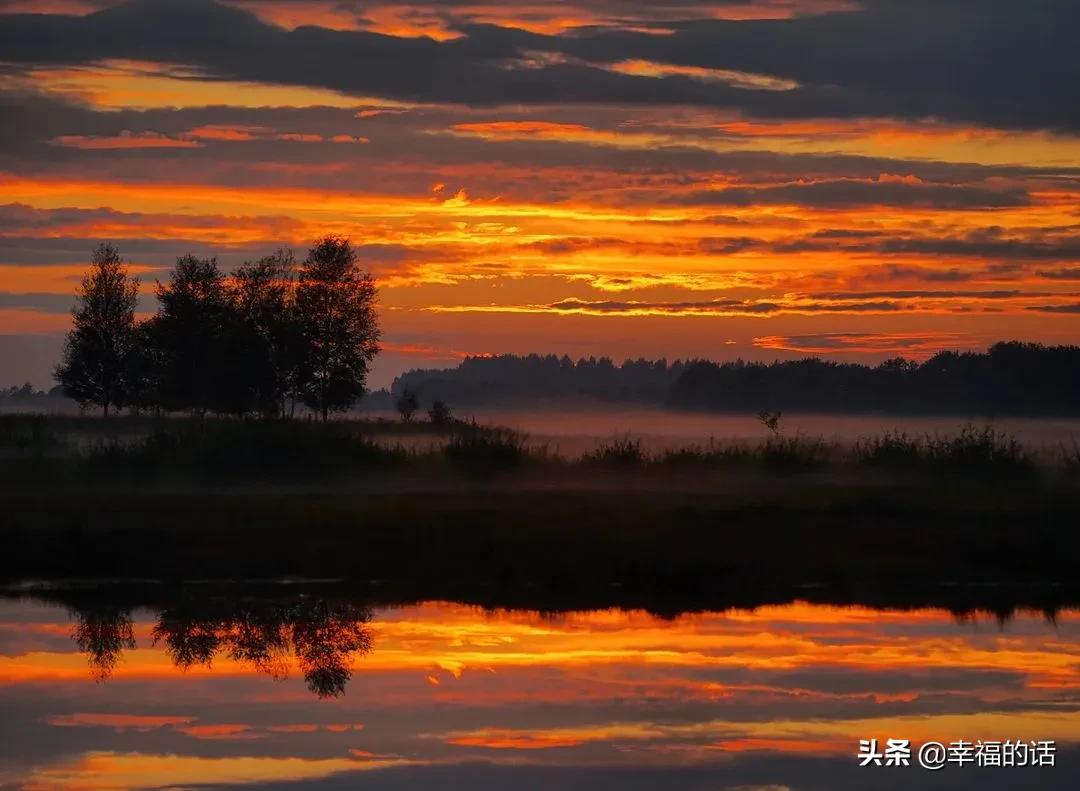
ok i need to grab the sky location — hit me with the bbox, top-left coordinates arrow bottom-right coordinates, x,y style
0,0 -> 1078,389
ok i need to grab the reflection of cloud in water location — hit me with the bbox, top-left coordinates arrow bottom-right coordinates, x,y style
0,595 -> 1077,790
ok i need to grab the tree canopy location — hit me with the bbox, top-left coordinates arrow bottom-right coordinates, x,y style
55,243 -> 139,416
54,238 -> 381,418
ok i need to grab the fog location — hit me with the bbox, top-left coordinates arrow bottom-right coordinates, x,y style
455,408 -> 1080,456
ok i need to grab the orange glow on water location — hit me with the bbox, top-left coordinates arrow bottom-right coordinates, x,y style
2,599 -> 1077,789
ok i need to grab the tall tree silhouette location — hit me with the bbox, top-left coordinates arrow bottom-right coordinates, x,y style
229,249 -> 301,417
295,236 -> 380,421
55,243 -> 139,416
151,255 -> 258,415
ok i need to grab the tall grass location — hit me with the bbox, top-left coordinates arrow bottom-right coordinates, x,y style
441,423 -> 534,468
857,424 -> 1033,478
0,414 -> 1063,481
581,437 -> 647,468
85,419 -> 402,476
1061,441 -> 1080,476
0,414 -> 62,454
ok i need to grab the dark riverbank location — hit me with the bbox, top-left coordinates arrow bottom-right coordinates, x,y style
4,484 -> 1079,612
3,415 -> 1078,607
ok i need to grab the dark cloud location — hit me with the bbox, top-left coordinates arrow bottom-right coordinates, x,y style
875,236 -> 1080,261
1038,267 -> 1080,280
679,179 -> 1030,210
805,290 -> 1046,300
1,0 -> 1077,129
544,297 -> 903,314
1027,303 -> 1080,314
0,291 -> 76,312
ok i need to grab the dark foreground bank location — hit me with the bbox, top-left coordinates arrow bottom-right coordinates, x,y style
2,415 -> 1078,603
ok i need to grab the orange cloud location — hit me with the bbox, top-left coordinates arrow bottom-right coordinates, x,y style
175,723 -> 260,740
44,713 -> 194,731
49,132 -> 204,150
752,332 -> 973,358
19,752 -> 405,791
185,125 -> 267,141
607,60 -> 798,91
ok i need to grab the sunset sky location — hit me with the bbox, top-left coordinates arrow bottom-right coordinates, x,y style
1,0 -> 1078,388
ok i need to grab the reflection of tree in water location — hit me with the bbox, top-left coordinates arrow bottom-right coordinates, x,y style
152,597 -> 373,698
70,596 -> 373,697
70,606 -> 136,681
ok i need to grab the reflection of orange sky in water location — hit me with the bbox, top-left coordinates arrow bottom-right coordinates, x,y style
22,753 -> 410,791
3,600 -> 1078,788
4,602 -> 1078,686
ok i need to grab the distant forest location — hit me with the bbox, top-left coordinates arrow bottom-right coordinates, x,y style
392,343 -> 1080,416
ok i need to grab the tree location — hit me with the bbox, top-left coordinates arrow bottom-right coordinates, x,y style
55,243 -> 139,416
396,388 -> 419,422
124,317 -> 166,415
229,249 -> 301,417
758,410 -> 782,435
295,236 -> 380,421
428,399 -> 452,425
151,255 -> 234,415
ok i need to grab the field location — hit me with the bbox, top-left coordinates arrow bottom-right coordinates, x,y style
1,413 -> 1078,611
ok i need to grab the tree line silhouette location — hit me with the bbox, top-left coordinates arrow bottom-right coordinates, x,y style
669,343 -> 1080,415
392,343 -> 1080,416
55,237 -> 380,419
393,354 -> 686,407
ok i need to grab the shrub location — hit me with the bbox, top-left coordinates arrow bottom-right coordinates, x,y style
83,418 -> 399,476
855,431 -> 926,467
926,425 -> 1032,477
1063,441 -> 1080,475
442,423 -> 531,468
0,414 -> 62,454
857,425 -> 1033,479
428,400 -> 453,425
581,437 -> 647,468
759,434 -> 826,471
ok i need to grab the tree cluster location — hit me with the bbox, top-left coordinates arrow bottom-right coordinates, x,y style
55,237 -> 380,418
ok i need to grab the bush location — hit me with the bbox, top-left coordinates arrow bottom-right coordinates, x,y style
0,414 -> 62,454
857,425 -> 1033,479
1063,441 -> 1080,476
581,437 -> 647,468
83,418 -> 399,476
428,400 -> 453,425
856,431 -> 926,467
442,423 -> 531,468
759,434 -> 827,471
926,425 -> 1032,477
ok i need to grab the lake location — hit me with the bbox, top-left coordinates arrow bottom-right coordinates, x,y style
1,584 -> 1077,790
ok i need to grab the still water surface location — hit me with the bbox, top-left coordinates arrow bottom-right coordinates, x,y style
1,589 -> 1078,790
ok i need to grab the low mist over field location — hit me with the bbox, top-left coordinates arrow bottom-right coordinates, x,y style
460,408 -> 1080,456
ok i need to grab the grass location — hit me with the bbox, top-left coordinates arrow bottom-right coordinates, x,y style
856,424 -> 1034,478
1,414 -> 1078,593
581,437 -> 647,468
441,423 -> 535,469
1060,441 -> 1080,476
0,414 -> 1066,483
86,419 -> 404,476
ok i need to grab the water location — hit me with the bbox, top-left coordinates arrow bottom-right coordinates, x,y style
2,586 -> 1078,790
